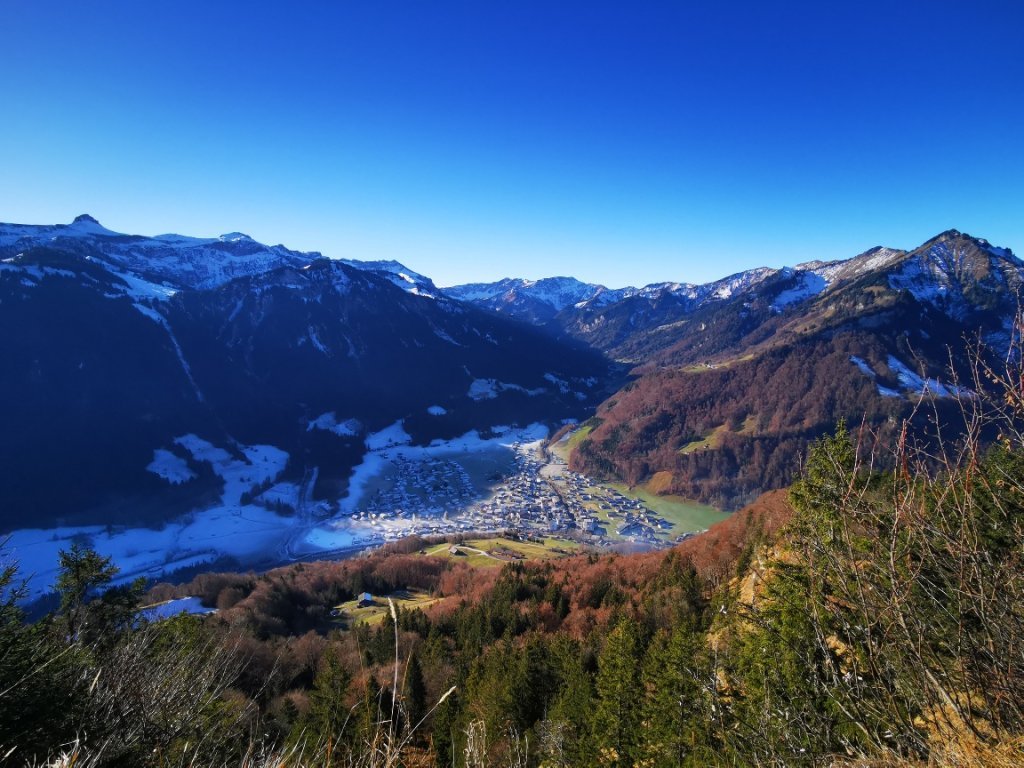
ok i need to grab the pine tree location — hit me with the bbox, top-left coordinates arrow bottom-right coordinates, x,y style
592,617 -> 642,767
56,543 -> 119,640
405,651 -> 427,735
296,645 -> 353,752
548,636 -> 594,766
640,627 -> 706,766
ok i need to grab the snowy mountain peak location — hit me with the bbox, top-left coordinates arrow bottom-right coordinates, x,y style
920,229 -> 1018,263
884,230 -> 1024,320
443,276 -> 604,322
928,228 -> 964,243
0,217 -> 320,290
340,258 -> 439,297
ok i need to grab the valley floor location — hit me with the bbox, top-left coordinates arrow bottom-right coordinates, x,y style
5,422 -> 726,605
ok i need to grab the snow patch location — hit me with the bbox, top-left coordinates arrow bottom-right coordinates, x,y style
772,273 -> 827,311
365,420 -> 412,450
147,449 -> 196,485
543,373 -> 571,393
174,434 -> 288,506
5,503 -> 305,602
308,412 -> 361,437
427,405 -> 447,416
133,302 -> 166,324
106,266 -> 177,301
468,378 -> 499,400
886,356 -> 961,398
308,326 -> 328,354
140,596 -> 216,621
433,327 -> 461,345
468,378 -> 546,400
257,482 -> 302,509
0,263 -> 77,285
849,356 -> 876,378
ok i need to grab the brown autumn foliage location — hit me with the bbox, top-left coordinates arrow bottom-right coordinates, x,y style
571,333 -> 964,509
145,490 -> 789,672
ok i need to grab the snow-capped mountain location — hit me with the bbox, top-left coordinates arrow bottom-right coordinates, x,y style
0,214 -> 320,291
340,259 -> 440,297
0,217 -> 613,532
886,230 -> 1023,320
448,231 -> 1021,365
444,276 -> 605,323
566,229 -> 1022,510
0,214 -> 453,297
4,215 -> 1019,530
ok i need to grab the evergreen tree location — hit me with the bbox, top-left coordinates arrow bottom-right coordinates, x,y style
56,542 -> 119,639
295,645 -> 353,752
592,617 -> 642,767
405,651 -> 427,735
640,627 -> 706,766
548,636 -> 595,766
0,560 -> 79,761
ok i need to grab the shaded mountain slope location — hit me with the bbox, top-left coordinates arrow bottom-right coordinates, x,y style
0,219 -> 614,530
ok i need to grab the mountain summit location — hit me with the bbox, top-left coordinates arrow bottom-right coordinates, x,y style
547,229 -> 1022,509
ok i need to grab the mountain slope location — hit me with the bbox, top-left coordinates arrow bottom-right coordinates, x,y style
444,276 -> 604,323
0,218 -> 614,531
569,230 -> 1021,508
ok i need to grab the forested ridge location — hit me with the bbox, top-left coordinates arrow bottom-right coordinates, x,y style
4,363 -> 1024,766
568,231 -> 1021,511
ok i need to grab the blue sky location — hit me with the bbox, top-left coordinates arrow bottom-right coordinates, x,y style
1,1 -> 1022,287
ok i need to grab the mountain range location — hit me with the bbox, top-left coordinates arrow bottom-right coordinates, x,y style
0,216 -> 611,531
447,229 -> 1022,507
2,217 -> 1019,531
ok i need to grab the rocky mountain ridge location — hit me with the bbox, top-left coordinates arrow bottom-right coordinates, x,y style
445,230 -> 1020,363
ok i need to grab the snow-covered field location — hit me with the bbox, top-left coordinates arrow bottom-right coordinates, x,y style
848,355 -> 965,399
2,424 -> 548,603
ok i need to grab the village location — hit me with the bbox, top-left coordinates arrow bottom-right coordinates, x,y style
342,437 -> 693,549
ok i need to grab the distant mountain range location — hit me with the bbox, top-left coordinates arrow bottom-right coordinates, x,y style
447,230 -> 1022,508
0,216 -> 611,530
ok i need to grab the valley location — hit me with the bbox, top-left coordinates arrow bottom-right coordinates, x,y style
7,6 -> 1022,764
7,420 -> 721,604
2,217 -> 1020,608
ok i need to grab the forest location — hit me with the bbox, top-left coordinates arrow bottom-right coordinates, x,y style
572,330 -> 970,510
3,352 -> 1024,767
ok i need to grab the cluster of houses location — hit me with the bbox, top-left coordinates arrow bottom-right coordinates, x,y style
541,463 -> 675,545
355,456 -> 478,521
342,440 -> 680,548
463,444 -> 575,535
460,444 -> 677,546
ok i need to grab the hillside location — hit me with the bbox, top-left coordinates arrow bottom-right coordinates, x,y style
6,379 -> 1024,766
0,217 -> 614,532
563,230 -> 1022,508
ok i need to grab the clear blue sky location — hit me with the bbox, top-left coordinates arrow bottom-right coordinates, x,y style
1,1 -> 1022,287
